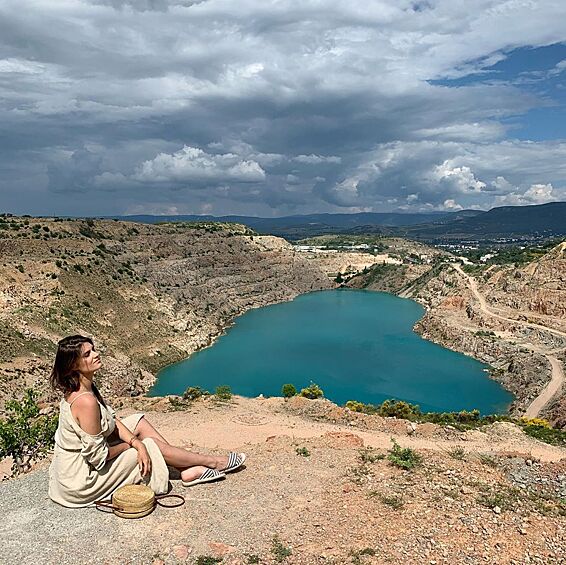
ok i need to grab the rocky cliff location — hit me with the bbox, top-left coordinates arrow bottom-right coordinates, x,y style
348,242 -> 566,425
0,217 -> 331,408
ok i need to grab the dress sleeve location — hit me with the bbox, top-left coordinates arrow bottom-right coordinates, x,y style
80,433 -> 109,471
79,406 -> 114,471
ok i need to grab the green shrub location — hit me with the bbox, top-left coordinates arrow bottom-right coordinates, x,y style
358,447 -> 385,464
0,389 -> 58,476
281,383 -> 297,398
346,400 -> 378,414
521,424 -> 566,447
378,399 -> 421,419
271,537 -> 292,563
295,446 -> 310,457
387,439 -> 422,470
350,547 -> 377,565
167,396 -> 187,411
299,382 -> 324,399
476,486 -> 520,511
183,386 -> 209,401
215,385 -> 232,401
447,447 -> 466,460
372,492 -> 404,509
195,557 -> 222,565
478,453 -> 498,468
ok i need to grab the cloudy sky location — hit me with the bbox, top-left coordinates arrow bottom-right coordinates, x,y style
1,0 -> 566,217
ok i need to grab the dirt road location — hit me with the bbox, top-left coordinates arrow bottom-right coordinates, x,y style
452,264 -> 565,418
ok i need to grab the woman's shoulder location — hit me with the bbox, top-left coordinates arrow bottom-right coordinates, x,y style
70,394 -> 104,435
68,392 -> 100,421
65,390 -> 97,407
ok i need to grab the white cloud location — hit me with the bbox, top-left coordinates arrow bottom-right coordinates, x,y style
491,176 -> 513,192
0,58 -> 45,74
1,0 -> 566,215
293,154 -> 342,164
548,59 -> 566,77
441,199 -> 463,211
133,146 -> 266,184
124,203 -> 183,215
432,163 -> 487,193
318,139 -> 566,211
494,183 -> 562,206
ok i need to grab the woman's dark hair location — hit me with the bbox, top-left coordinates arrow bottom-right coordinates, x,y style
50,334 -> 106,407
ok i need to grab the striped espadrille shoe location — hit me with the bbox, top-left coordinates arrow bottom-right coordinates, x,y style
181,468 -> 226,487
223,452 -> 247,474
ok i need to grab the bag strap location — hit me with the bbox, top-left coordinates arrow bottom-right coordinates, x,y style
94,498 -> 121,513
155,493 -> 185,508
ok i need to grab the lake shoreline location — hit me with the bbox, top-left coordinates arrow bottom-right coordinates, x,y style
150,287 -> 513,414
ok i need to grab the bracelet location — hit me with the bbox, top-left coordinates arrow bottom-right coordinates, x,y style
128,436 -> 137,447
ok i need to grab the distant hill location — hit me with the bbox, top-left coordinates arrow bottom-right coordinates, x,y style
116,210 -> 483,239
115,202 -> 565,241
402,202 -> 566,240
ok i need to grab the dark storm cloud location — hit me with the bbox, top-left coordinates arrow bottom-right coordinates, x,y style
0,0 -> 565,216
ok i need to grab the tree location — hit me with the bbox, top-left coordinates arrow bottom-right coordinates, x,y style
281,384 -> 297,398
0,389 -> 58,476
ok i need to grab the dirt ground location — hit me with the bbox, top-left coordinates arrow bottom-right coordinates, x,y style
1,395 -> 564,564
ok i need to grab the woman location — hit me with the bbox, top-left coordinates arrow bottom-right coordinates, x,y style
48,334 -> 246,508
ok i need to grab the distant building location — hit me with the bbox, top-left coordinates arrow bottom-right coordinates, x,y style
480,253 -> 497,263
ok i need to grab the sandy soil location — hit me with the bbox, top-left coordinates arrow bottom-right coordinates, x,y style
2,395 -> 565,565
119,396 -> 566,463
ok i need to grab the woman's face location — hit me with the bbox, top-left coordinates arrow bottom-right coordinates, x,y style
75,342 -> 102,376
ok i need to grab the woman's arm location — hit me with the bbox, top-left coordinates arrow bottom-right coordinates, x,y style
107,442 -> 130,460
104,418 -> 137,460
114,418 -> 138,446
113,418 -> 152,476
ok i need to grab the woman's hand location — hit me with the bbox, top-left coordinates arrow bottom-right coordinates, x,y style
134,440 -> 152,477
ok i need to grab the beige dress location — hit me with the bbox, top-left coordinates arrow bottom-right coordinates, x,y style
48,393 -> 169,508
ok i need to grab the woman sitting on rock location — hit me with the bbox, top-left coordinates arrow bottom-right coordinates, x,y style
48,334 -> 246,508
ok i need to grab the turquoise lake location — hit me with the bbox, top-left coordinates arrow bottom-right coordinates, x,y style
150,289 -> 513,414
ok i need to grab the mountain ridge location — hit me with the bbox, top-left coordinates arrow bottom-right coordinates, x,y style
111,202 -> 566,240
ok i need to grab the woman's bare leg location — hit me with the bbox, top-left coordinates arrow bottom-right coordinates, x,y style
148,438 -> 227,469
133,417 -> 169,444
150,438 -> 229,482
133,417 -> 228,481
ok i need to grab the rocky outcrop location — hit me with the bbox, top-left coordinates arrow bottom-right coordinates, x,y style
482,242 -> 566,332
0,218 -> 331,408
348,242 -> 566,424
415,311 -> 552,415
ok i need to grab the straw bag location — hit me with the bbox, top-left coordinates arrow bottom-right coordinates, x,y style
94,484 -> 184,519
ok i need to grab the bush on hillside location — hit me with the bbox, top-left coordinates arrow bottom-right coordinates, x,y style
299,382 -> 324,399
387,438 -> 422,470
345,398 -> 514,430
520,417 -> 566,447
377,399 -> 422,419
0,389 -> 58,476
520,417 -> 551,429
214,385 -> 232,401
281,384 -> 297,398
423,409 -> 482,426
345,400 -> 378,414
183,386 -> 209,401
